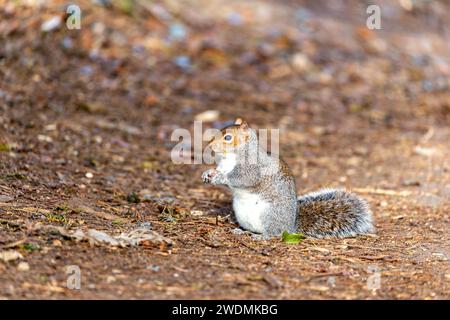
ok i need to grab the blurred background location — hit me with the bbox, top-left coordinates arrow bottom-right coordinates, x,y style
1,0 -> 449,202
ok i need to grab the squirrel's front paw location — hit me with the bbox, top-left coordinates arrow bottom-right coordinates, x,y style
202,169 -> 219,184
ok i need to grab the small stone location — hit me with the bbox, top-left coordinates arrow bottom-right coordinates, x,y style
168,23 -> 187,41
137,221 -> 152,230
194,110 -> 220,122
37,135 -> 53,142
347,156 -> 362,166
147,265 -> 160,272
227,12 -> 243,25
401,179 -> 421,187
17,262 -> 30,272
0,250 -> 23,262
62,37 -> 73,49
173,56 -> 191,70
291,53 -> 312,72
232,228 -> 246,235
310,126 -> 326,136
0,195 -> 14,202
138,189 -> 152,196
85,172 -> 94,179
44,124 -> 57,131
41,16 -> 62,32
327,276 -> 336,288
190,210 -> 204,216
414,146 -> 438,157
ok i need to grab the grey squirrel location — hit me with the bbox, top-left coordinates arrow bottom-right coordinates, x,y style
202,118 -> 374,238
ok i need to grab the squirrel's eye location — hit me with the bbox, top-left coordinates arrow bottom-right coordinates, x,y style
224,134 -> 233,141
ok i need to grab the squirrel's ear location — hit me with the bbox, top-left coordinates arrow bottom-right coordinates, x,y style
235,117 -> 249,129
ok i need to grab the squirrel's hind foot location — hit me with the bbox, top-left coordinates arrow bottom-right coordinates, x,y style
231,228 -> 273,241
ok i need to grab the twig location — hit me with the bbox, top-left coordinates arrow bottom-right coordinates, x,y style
358,255 -> 397,262
1,238 -> 27,249
347,244 -> 386,251
420,127 -> 435,144
234,237 -> 271,256
354,188 -> 413,197
306,271 -> 345,279
0,218 -> 22,228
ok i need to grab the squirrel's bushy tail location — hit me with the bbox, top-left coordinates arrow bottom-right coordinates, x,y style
297,188 -> 374,238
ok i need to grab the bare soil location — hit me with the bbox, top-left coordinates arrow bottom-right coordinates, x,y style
0,0 -> 449,299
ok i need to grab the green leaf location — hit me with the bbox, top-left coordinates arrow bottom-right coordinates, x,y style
20,243 -> 39,252
126,192 -> 140,204
2,172 -> 26,180
282,231 -> 306,244
0,143 -> 11,152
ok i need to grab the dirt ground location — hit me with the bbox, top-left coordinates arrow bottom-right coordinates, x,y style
0,0 -> 449,299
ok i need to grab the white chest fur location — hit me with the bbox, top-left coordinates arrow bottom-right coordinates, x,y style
232,189 -> 267,234
217,153 -> 237,174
